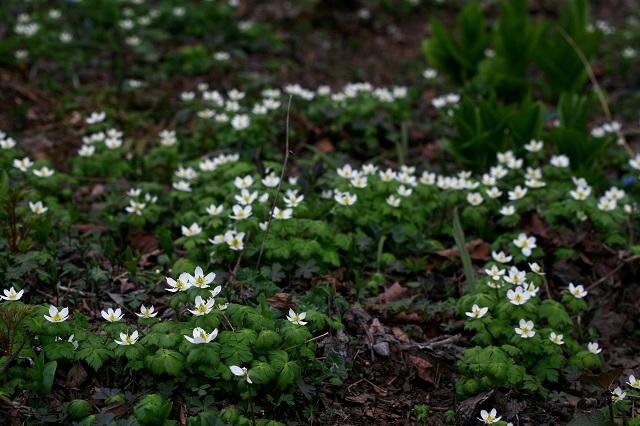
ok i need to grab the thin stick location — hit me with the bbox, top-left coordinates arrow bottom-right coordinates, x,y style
558,26 -> 634,156
255,95 -> 293,270
587,255 -> 640,291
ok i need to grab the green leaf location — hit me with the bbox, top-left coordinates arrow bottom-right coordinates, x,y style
146,349 -> 185,376
249,361 -> 276,384
282,326 -> 312,347
276,361 -> 301,390
40,360 -> 57,396
187,344 -> 220,367
78,346 -> 112,371
269,350 -> 289,371
220,343 -> 253,365
255,330 -> 282,352
172,258 -> 196,276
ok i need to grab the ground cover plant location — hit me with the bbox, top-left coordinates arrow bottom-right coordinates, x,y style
1,0 -> 640,425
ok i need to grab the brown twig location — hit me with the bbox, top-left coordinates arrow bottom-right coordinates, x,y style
587,255 -> 640,291
0,334 -> 28,375
255,95 -> 293,270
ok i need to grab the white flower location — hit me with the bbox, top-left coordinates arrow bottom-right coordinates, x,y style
125,200 -> 146,216
491,251 -> 512,264
175,166 -> 198,181
629,154 -> 640,171
465,304 -> 488,319
78,145 -> 96,157
214,51 -> 230,61
262,173 -> 280,187
273,206 -> 293,219
467,192 -> 483,206
229,365 -> 253,384
0,137 -> 17,149
550,155 -> 570,168
159,130 -> 177,146
484,265 -> 504,281
165,273 -> 192,292
205,204 -> 224,216
235,189 -> 258,205
508,185 -> 527,201
173,181 -> 192,192
209,285 -> 222,299
612,387 -> 627,403
528,262 -> 545,275
231,114 -> 250,130
422,68 -> 437,79
234,175 -> 254,189
13,157 -> 33,172
29,201 -> 48,215
350,176 -> 368,189
287,309 -> 308,325
189,296 -> 215,316
626,375 -> 640,389
86,111 -> 106,124
515,319 -> 535,338
189,266 -> 216,289
362,164 -> 378,175
115,330 -> 139,346
334,191 -> 357,206
101,308 -> 124,322
490,165 -> 508,179
420,171 -> 436,185
1,287 -> 24,301
513,233 -> 537,257
386,195 -> 401,207
44,305 -> 69,323
504,267 -> 526,285
185,327 -> 219,344
605,187 -> 625,201
567,282 -> 587,299
570,186 -> 591,201
182,223 -> 202,237
499,205 -> 516,216
230,204 -> 252,220
485,187 -> 502,199
284,194 -> 304,208
105,137 -> 122,149
136,304 -> 158,318
223,230 -> 245,251
525,178 -> 545,188
181,91 -> 195,101
478,408 -> 501,424
497,151 -> 515,164
524,140 -> 544,152
33,167 -> 54,177
587,342 -> 602,354
397,185 -> 413,197
549,332 -> 564,345
525,167 -> 542,180
506,157 -> 523,170
597,196 -> 617,211
507,286 -> 530,305
337,164 -> 357,179
209,234 -> 225,245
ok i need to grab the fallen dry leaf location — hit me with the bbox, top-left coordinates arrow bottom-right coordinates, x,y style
392,327 -> 411,343
74,223 -> 110,234
377,282 -> 408,304
314,138 -> 335,153
267,292 -> 295,310
436,238 -> 490,261
65,364 -> 87,388
409,355 -> 433,383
